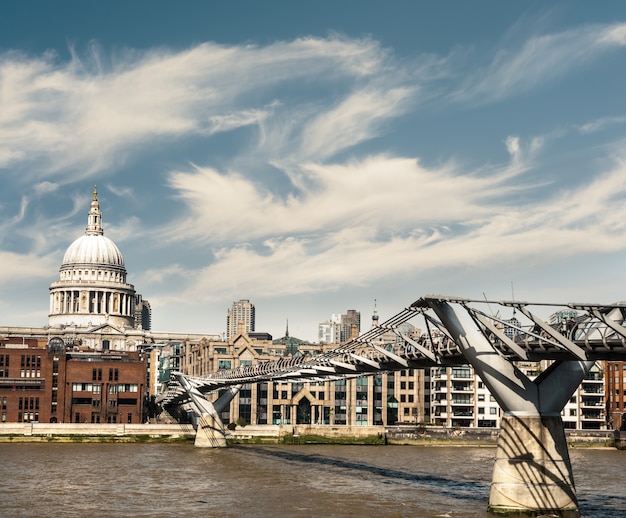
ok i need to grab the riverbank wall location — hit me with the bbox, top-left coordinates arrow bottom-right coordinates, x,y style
0,422 -> 195,443
0,422 -> 617,447
385,425 -> 616,447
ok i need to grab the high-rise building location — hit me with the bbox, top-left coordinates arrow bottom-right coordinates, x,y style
318,314 -> 341,344
340,309 -> 360,342
134,294 -> 152,331
226,299 -> 255,339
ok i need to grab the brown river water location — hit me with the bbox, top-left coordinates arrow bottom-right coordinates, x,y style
0,443 -> 624,517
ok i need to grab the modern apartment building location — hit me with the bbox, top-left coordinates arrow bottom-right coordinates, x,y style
430,361 -> 607,430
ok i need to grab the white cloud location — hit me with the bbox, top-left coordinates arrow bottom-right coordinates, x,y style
299,87 -> 415,160
33,181 -> 59,195
0,251 -> 58,283
160,158 -> 626,303
163,154 -> 512,244
0,36 -> 393,182
452,22 -> 626,104
577,115 -> 626,134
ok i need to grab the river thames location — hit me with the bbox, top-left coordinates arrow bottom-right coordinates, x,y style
0,443 -> 624,517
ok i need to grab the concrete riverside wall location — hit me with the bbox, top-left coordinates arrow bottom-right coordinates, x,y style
385,425 -> 615,447
292,425 -> 385,439
0,423 -> 195,439
0,422 -> 616,446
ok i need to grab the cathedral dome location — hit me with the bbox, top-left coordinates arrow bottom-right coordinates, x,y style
60,186 -> 124,268
49,186 -> 136,330
62,234 -> 124,267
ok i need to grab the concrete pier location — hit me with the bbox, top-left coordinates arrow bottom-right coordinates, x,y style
195,413 -> 227,447
489,415 -> 578,517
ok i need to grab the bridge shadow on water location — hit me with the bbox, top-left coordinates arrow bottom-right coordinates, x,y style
235,447 -> 626,517
243,446 -> 489,503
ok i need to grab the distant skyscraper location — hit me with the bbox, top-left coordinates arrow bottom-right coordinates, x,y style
340,309 -> 360,342
318,314 -> 341,344
227,299 -> 256,339
134,294 -> 152,331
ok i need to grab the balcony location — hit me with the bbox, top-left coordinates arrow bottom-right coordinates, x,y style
451,399 -> 474,406
581,412 -> 605,421
581,399 -> 604,408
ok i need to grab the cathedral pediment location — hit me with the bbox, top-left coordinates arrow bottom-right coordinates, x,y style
87,323 -> 125,335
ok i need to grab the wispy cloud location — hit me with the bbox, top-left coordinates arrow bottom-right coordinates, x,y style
164,160 -> 626,302
577,115 -> 626,134
452,22 -> 626,105
0,36 -> 395,182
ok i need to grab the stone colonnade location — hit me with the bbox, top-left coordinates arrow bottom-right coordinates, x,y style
50,289 -> 133,318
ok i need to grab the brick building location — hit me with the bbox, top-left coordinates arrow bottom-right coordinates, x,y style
0,338 -> 146,424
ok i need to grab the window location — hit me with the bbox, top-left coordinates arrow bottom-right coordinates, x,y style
489,408 -> 497,415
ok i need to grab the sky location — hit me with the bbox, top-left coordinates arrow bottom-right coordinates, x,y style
1,1 -> 626,342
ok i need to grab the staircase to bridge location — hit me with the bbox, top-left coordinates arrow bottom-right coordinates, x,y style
159,295 -> 626,517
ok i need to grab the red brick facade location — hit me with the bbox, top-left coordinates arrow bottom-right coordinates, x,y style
0,340 -> 146,424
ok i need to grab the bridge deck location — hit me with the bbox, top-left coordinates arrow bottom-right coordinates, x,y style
160,296 -> 626,407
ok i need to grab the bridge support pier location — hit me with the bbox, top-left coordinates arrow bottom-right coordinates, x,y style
490,414 -> 577,516
176,374 -> 241,448
195,411 -> 228,448
429,301 -> 593,517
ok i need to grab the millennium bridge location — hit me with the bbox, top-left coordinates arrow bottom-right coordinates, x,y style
160,295 -> 626,516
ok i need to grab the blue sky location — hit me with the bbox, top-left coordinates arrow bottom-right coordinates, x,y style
2,1 -> 626,341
